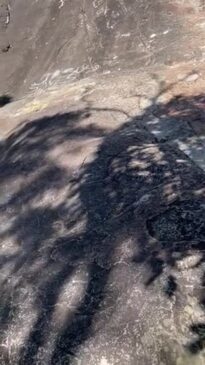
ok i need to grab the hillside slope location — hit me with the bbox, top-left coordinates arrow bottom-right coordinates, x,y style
0,0 -> 205,96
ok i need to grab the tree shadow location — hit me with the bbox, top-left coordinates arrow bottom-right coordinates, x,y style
0,90 -> 204,364
0,94 -> 12,107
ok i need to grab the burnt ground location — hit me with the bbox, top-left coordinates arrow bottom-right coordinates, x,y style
0,66 -> 204,364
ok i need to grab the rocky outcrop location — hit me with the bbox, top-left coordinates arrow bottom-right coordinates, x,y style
0,0 -> 205,97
